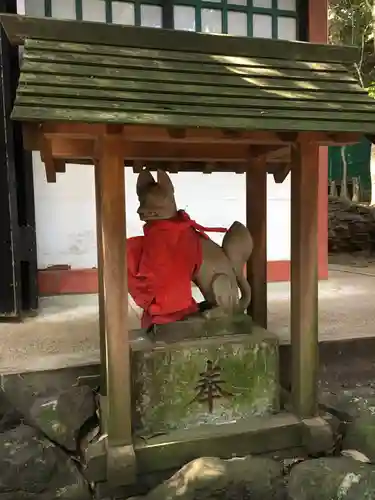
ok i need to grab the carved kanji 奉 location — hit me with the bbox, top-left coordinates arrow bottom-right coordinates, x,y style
190,360 -> 234,413
127,170 -> 253,328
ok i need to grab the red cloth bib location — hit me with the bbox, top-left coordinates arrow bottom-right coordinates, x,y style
127,210 -> 226,328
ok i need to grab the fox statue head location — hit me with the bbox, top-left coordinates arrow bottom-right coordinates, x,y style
136,169 -> 178,221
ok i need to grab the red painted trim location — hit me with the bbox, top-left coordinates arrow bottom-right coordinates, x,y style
309,0 -> 329,280
308,0 -> 328,43
37,261 -> 328,296
318,148 -> 329,279
38,268 -> 99,296
268,261 -> 290,283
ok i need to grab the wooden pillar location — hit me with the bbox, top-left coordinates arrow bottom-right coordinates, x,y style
290,142 -> 319,418
94,134 -> 131,447
94,161 -> 107,409
309,0 -> 329,282
246,162 -> 267,328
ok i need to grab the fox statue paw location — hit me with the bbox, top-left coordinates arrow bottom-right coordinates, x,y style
202,306 -> 228,320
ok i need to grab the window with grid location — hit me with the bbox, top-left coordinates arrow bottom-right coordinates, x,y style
23,0 -> 164,28
173,0 -> 298,39
23,0 -> 299,39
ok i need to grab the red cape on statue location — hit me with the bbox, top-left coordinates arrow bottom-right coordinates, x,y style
127,210 -> 227,328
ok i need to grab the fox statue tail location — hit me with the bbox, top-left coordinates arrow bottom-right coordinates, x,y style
222,221 -> 253,312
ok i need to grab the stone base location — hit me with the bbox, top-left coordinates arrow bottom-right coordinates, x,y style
131,316 -> 279,436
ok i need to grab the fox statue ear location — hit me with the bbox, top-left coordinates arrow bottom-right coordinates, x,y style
136,169 -> 155,197
157,170 -> 174,194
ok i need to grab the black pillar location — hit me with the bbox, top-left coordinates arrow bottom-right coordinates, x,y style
0,0 -> 38,317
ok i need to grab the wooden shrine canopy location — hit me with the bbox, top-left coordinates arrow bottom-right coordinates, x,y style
1,13 -> 375,181
2,13 -> 375,485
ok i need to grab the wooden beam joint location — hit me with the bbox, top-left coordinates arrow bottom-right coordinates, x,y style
40,136 -> 58,183
250,145 -> 290,162
272,163 -> 291,184
277,132 -> 298,143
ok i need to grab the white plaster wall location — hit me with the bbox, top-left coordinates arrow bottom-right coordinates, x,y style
21,0 -> 296,269
32,158 -> 291,269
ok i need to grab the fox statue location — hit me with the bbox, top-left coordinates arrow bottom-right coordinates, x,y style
127,169 -> 254,328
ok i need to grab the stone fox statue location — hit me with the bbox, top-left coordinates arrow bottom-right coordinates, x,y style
127,169 -> 253,328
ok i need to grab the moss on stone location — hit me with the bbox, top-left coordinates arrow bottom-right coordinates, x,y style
131,321 -> 279,436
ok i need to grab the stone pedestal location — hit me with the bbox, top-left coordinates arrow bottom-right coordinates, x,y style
130,315 -> 279,436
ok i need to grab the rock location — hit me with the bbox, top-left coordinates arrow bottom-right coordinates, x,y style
0,424 -> 92,500
28,386 -> 96,452
288,457 -> 375,500
328,196 -> 375,254
341,449 -> 370,463
320,388 -> 375,462
282,458 -> 304,476
2,375 -> 97,452
320,388 -> 375,421
141,456 -> 285,500
343,412 -> 375,462
0,392 -> 23,432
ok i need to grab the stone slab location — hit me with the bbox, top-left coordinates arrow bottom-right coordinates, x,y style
131,319 -> 279,435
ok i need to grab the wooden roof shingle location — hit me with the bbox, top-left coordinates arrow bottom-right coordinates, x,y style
1,14 -> 375,133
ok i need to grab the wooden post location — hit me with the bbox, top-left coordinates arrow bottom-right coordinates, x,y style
290,141 -> 319,418
94,134 -> 132,451
246,161 -> 267,328
94,161 -> 107,412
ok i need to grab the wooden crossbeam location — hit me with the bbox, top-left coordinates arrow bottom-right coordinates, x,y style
131,160 -> 289,174
23,123 -> 363,148
24,135 -> 293,163
124,128 -> 362,146
25,121 -> 362,183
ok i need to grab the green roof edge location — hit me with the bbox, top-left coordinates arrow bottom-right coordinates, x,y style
0,13 -> 360,64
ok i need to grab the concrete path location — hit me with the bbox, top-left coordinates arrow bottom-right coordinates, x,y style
0,267 -> 374,374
